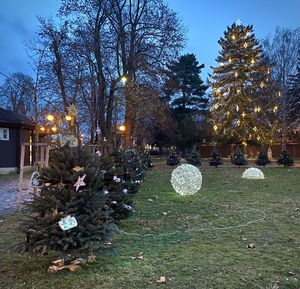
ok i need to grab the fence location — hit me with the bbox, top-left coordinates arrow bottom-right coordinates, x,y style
199,143 -> 300,159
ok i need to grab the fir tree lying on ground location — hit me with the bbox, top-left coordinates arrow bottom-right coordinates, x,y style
277,150 -> 293,167
210,149 -> 223,167
255,151 -> 270,167
21,145 -> 114,253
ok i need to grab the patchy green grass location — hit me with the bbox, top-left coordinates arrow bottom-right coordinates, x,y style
0,161 -> 299,289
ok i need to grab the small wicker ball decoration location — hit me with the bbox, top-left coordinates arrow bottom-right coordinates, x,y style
171,164 -> 202,196
242,167 -> 264,179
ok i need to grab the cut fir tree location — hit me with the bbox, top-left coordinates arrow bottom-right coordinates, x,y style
187,147 -> 201,166
210,21 -> 280,146
166,148 -> 180,166
255,151 -> 270,167
209,149 -> 223,168
21,145 -> 114,253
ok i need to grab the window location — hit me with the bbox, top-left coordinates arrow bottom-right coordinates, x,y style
0,128 -> 9,141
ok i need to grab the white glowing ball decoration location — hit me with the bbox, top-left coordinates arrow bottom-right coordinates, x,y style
242,167 -> 264,179
171,164 -> 202,196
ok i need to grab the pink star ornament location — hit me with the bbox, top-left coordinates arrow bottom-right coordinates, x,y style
74,174 -> 86,191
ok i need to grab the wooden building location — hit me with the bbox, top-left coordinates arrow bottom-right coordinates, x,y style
0,108 -> 35,174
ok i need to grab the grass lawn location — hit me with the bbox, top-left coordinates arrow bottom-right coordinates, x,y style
0,160 -> 299,289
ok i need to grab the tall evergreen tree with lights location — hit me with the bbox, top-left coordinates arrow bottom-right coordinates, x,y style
287,51 -> 300,132
210,21 -> 279,147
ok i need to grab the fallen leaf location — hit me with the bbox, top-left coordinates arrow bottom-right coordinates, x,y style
73,166 -> 84,172
192,268 -> 198,271
288,271 -> 296,276
240,277 -> 247,282
52,258 -> 64,267
88,254 -> 96,263
246,243 -> 256,249
156,276 -> 166,284
162,212 -> 167,216
148,198 -> 153,202
71,258 -> 87,265
131,252 -> 144,260
65,264 -> 81,272
241,237 -> 247,241
47,265 -> 65,273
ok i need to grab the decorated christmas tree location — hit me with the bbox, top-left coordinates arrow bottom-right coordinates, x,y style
210,149 -> 223,167
112,149 -> 144,195
21,145 -> 113,253
166,147 -> 180,166
277,150 -> 294,167
231,149 -> 247,167
187,148 -> 201,166
98,156 -> 134,221
210,21 -> 279,146
141,150 -> 154,170
255,151 -> 270,167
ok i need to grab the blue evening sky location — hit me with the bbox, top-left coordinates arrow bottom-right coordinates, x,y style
0,0 -> 299,83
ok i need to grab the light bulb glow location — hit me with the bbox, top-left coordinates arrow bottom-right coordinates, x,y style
46,114 -> 54,121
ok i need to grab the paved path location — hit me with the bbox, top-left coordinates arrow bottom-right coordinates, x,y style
0,177 -> 32,215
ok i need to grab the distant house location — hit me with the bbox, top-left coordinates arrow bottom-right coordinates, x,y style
0,107 -> 35,174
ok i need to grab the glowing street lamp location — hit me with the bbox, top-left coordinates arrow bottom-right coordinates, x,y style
121,76 -> 127,84
119,125 -> 126,132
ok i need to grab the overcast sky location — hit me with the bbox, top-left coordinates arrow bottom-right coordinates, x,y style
0,0 -> 299,83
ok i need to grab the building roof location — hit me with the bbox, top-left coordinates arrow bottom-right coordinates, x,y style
0,108 -> 35,129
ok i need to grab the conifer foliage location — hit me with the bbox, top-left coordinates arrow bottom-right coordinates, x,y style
231,149 -> 247,167
210,22 -> 279,145
209,149 -> 223,167
187,148 -> 201,166
166,148 -> 180,166
255,151 -> 270,167
21,146 -> 113,253
277,150 -> 294,167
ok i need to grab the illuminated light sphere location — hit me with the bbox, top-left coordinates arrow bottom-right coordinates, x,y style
65,115 -> 72,121
213,125 -> 218,131
171,164 -> 202,196
242,167 -> 264,179
40,126 -> 46,132
51,126 -> 58,133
